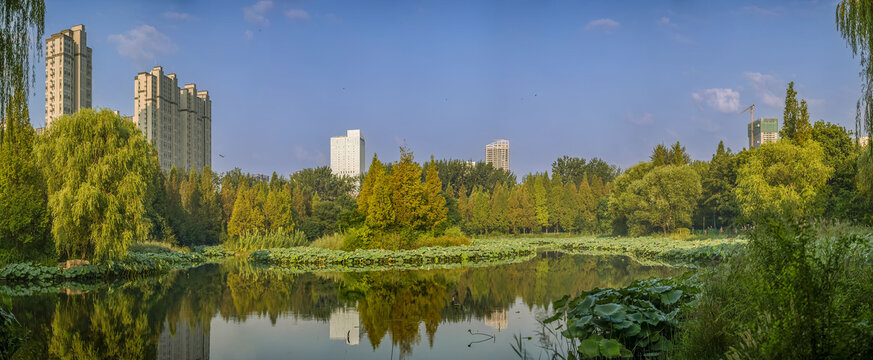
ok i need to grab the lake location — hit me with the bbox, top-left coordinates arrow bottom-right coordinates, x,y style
6,252 -> 683,360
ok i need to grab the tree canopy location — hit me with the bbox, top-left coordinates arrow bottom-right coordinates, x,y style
35,109 -> 160,261
0,0 -> 45,114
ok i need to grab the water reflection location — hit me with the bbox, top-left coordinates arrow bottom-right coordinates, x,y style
6,253 -> 682,360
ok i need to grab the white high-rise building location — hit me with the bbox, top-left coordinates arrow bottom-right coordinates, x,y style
133,66 -> 211,172
45,24 -> 92,126
485,139 -> 510,171
330,129 -> 365,178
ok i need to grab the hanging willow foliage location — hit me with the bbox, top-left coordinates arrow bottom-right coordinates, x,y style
836,0 -> 873,146
0,0 -> 45,114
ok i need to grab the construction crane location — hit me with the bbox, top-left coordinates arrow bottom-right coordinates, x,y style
741,104 -> 756,148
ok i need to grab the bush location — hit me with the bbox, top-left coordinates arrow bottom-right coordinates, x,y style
670,228 -> 691,240
223,229 -> 308,254
310,233 -> 346,250
676,218 -> 873,359
128,241 -> 189,254
416,227 -> 471,248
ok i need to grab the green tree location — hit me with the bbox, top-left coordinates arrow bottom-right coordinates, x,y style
699,141 -> 739,229
651,144 -> 671,166
490,183 -> 510,233
0,0 -> 45,114
633,165 -> 702,235
358,154 -> 383,214
811,121 -> 863,220
227,183 -> 267,237
0,87 -> 49,258
289,166 -> 354,201
365,160 -> 395,230
780,82 -> 812,144
735,141 -> 832,219
263,185 -> 295,232
390,146 -> 424,227
420,157 -> 448,231
533,175 -> 550,233
35,109 -> 159,261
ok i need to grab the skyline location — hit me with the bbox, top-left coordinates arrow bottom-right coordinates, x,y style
25,0 -> 863,176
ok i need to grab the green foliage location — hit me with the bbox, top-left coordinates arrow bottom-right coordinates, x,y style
698,141 -> 739,229
224,229 -> 307,253
0,87 -> 50,262
611,164 -> 702,236
735,141 -> 832,219
677,220 -> 873,359
551,155 -> 620,185
0,0 -> 45,114
310,232 -> 346,250
780,82 -> 813,144
422,158 -> 516,195
289,166 -> 355,201
0,304 -> 23,359
546,274 -> 700,359
35,109 -> 160,263
836,0 -> 873,142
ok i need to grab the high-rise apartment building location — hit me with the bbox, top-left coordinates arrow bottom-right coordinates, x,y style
133,66 -> 211,172
45,24 -> 92,126
330,129 -> 365,178
485,139 -> 510,171
748,118 -> 779,148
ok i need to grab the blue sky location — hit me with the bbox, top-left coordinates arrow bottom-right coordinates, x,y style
29,0 -> 862,176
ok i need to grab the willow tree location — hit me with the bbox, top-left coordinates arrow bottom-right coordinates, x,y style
837,0 -> 873,144
35,109 -> 160,262
0,0 -> 45,113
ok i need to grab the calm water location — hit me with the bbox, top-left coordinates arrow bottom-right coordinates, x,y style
6,253 -> 682,360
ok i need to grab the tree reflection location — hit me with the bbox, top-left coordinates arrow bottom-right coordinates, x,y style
6,253 -> 681,359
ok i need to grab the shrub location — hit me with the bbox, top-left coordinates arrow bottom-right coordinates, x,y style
223,229 -> 308,254
128,241 -> 189,254
676,218 -> 873,359
310,233 -> 345,250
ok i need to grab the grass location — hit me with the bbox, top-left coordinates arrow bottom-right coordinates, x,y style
310,232 -> 345,250
223,229 -> 308,254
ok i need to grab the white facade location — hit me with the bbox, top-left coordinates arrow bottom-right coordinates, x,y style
329,307 -> 361,345
133,66 -> 211,172
485,139 -> 510,171
45,24 -> 92,126
330,129 -> 365,178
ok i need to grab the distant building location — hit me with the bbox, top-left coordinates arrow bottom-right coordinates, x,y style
748,118 -> 779,148
485,139 -> 510,171
45,24 -> 92,126
133,66 -> 212,172
330,129 -> 365,178
35,127 -> 44,136
860,136 -> 870,148
483,309 -> 508,331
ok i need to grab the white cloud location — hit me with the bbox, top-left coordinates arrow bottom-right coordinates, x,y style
692,88 -> 741,113
244,0 -> 274,26
244,29 -> 254,40
163,11 -> 191,20
627,112 -> 654,125
585,18 -> 620,33
285,9 -> 310,20
744,72 -> 783,108
108,25 -> 177,66
658,16 -> 676,28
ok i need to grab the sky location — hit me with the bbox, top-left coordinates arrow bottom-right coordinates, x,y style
28,0 -> 863,176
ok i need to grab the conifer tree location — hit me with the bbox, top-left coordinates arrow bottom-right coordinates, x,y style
358,154 -> 382,214
534,175 -> 550,233
390,146 -> 424,226
421,157 -> 448,230
491,183 -> 510,233
366,159 -> 395,229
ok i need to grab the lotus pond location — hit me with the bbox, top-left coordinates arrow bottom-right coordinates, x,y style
2,251 -> 687,360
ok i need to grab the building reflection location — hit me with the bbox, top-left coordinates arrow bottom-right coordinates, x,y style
329,307 -> 361,345
157,318 -> 210,360
483,309 -> 508,331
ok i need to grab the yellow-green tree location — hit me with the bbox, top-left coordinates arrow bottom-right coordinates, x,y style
227,183 -> 267,237
390,146 -> 424,226
735,141 -> 832,219
365,158 -> 395,229
36,109 -> 159,262
0,87 -> 49,257
420,157 -> 448,230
